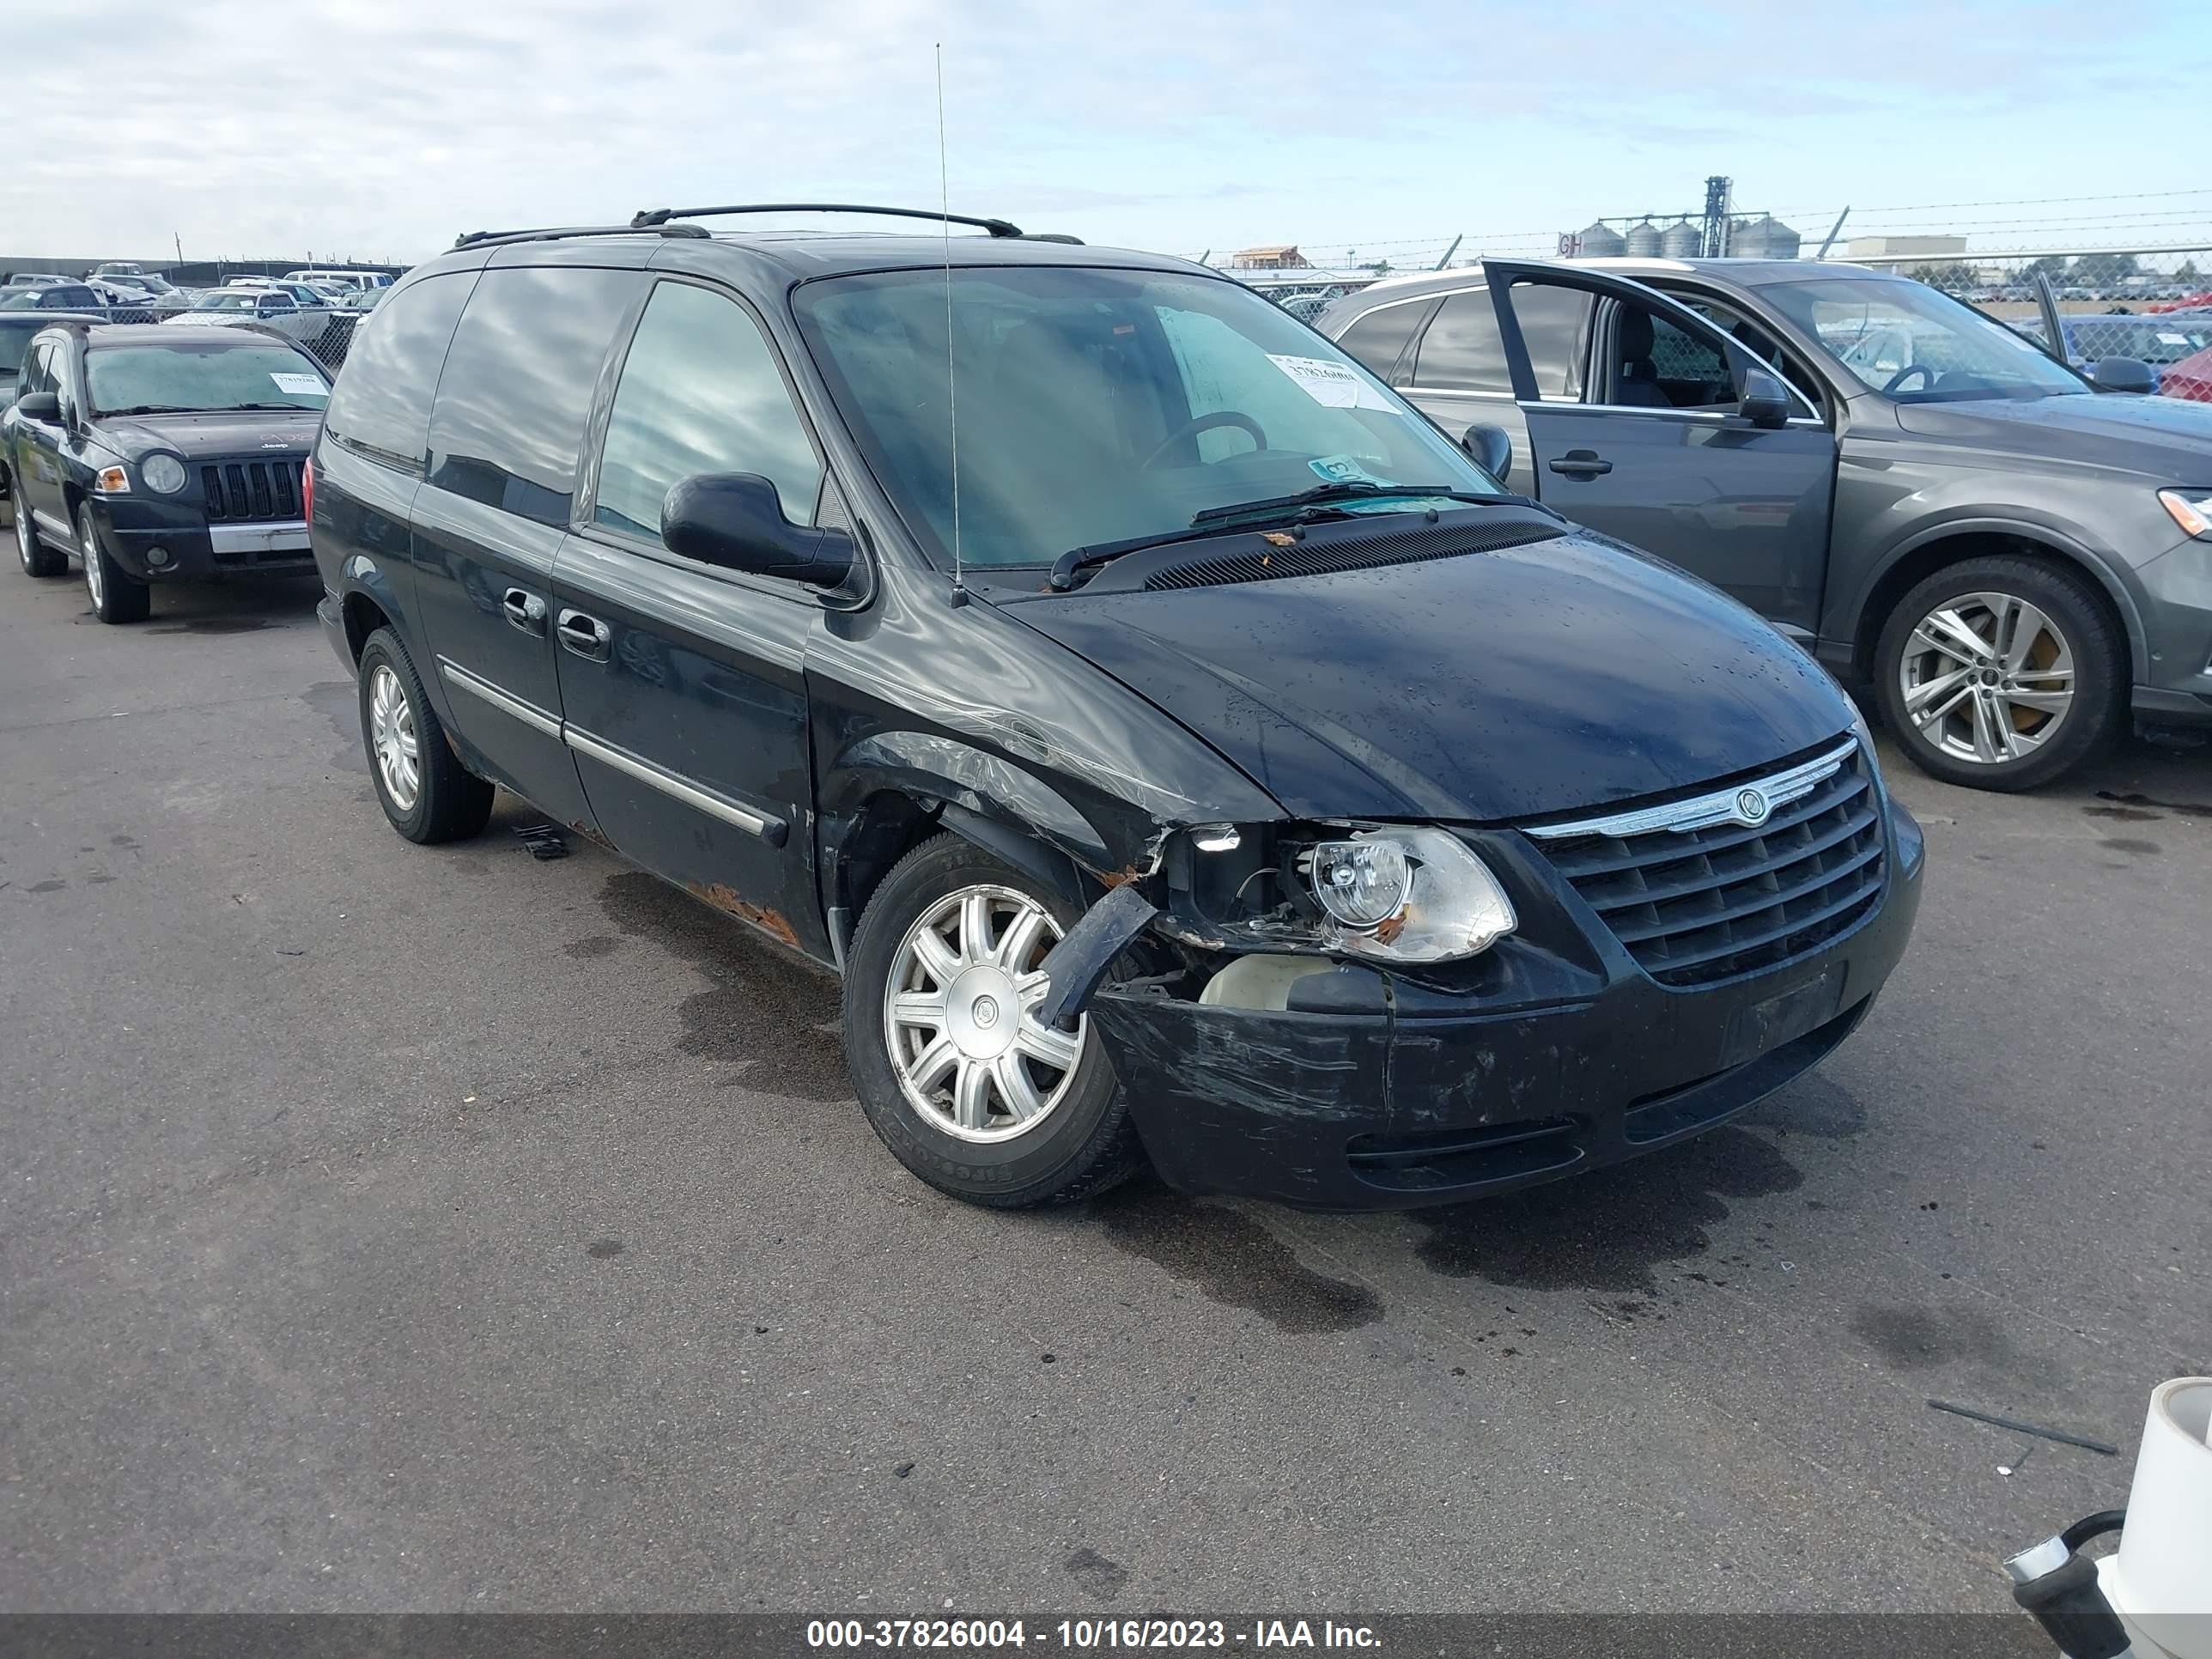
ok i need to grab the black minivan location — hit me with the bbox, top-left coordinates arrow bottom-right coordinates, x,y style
309,205 -> 1923,1212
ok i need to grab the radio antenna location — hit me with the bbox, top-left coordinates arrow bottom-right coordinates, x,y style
936,43 -> 966,605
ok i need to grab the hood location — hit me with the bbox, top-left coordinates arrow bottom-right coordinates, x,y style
1893,392 -> 2212,481
1007,526 -> 1856,823
95,406 -> 324,461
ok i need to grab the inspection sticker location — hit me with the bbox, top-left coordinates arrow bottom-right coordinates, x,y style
1267,353 -> 1397,410
270,372 -> 327,396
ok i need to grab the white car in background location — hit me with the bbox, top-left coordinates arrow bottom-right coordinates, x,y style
162,284 -> 331,348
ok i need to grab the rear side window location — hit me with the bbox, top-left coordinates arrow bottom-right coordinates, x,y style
1411,290 -> 1510,392
592,281 -> 821,541
1336,301 -> 1431,381
324,271 -> 475,473
427,265 -> 641,526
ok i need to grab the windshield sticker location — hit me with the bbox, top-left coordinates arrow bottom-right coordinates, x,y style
1267,353 -> 1398,410
269,372 -> 327,396
1308,453 -> 1393,486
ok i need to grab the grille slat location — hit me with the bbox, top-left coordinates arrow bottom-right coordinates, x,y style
200,457 -> 305,524
1533,739 -> 1887,988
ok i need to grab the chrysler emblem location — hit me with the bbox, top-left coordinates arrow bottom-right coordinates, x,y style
1735,787 -> 1771,826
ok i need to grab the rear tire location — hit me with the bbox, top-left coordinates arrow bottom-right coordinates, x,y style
79,507 -> 149,623
1874,554 -> 2122,792
842,834 -> 1145,1208
11,483 -> 68,578
357,627 -> 494,843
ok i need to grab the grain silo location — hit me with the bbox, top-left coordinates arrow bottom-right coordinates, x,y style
1576,221 -> 1626,258
1623,219 -> 1662,258
1659,218 -> 1702,258
1731,215 -> 1802,259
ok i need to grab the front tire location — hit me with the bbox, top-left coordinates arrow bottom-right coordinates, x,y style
79,507 -> 150,623
1874,555 -> 2122,791
12,483 -> 68,578
842,834 -> 1145,1208
356,628 -> 494,843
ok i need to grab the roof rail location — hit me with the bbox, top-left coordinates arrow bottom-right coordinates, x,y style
629,203 -> 1024,239
451,222 -> 712,251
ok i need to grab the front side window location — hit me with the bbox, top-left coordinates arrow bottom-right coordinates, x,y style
426,265 -> 642,524
87,343 -> 328,415
1764,277 -> 2088,401
796,265 -> 1499,569
594,281 -> 822,543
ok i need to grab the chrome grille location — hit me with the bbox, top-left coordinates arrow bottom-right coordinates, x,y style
201,458 -> 303,523
1525,738 -> 1886,987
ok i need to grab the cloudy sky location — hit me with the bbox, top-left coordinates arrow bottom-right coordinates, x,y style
10,0 -> 2212,266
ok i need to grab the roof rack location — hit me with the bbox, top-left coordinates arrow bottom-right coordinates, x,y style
629,203 -> 1025,239
451,222 -> 712,251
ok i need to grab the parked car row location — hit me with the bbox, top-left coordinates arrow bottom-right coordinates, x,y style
1315,255 -> 2212,791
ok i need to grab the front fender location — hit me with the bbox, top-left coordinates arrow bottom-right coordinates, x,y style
823,727 -> 1119,876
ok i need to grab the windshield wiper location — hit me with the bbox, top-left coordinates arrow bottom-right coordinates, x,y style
1048,484 -> 1523,592
98,404 -> 198,416
1188,480 -> 1502,527
226,402 -> 321,410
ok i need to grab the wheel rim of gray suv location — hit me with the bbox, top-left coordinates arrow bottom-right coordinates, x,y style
14,504 -> 31,571
368,664 -> 421,811
883,884 -> 1086,1144
1898,590 -> 2075,766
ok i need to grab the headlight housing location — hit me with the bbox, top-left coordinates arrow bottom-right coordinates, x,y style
2160,489 -> 2212,540
140,453 -> 188,495
1293,826 -> 1515,963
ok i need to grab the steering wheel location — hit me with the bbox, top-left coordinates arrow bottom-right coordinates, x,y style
1141,410 -> 1267,471
1882,364 -> 1937,394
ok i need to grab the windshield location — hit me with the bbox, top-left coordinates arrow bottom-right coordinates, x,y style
0,329 -> 30,375
1763,277 -> 2089,402
87,343 -> 328,414
193,291 -> 261,311
794,265 -> 1504,568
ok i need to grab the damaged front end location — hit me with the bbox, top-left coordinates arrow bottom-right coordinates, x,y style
1038,805 -> 1923,1212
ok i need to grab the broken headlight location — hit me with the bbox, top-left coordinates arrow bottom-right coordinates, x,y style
1292,827 -> 1515,963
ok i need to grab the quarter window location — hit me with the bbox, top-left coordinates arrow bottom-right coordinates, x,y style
426,265 -> 643,525
593,282 -> 822,543
1336,301 -> 1431,383
323,271 -> 475,473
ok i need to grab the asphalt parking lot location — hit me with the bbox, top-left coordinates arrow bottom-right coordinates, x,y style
3,543 -> 2207,1616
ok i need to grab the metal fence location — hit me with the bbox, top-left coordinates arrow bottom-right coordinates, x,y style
30,306 -> 365,372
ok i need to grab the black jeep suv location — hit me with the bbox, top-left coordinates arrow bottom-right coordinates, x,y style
309,204 -> 1922,1212
3,321 -> 330,621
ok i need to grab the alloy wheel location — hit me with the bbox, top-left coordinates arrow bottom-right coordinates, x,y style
368,663 -> 422,811
883,884 -> 1087,1144
81,520 -> 103,610
1896,590 -> 2075,766
14,503 -> 30,572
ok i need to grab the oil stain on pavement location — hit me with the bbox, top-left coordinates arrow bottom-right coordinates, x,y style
302,681 -> 369,774
1088,1181 -> 1382,1334
1408,1127 -> 1802,1297
598,871 -> 848,1100
1849,1302 -> 2055,1390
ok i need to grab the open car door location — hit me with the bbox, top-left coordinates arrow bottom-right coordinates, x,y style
1480,259 -> 1838,637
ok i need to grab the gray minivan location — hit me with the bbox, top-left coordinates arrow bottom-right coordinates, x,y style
1318,259 -> 2212,790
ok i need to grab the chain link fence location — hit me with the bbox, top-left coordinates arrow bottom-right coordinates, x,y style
1855,247 -> 2212,400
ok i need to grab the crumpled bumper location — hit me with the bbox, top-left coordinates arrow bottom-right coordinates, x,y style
1090,800 -> 1924,1211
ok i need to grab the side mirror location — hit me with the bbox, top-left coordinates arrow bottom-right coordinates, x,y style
1459,423 -> 1513,484
2090,356 -> 2157,395
1738,366 -> 1792,428
661,472 -> 855,588
13,390 -> 59,422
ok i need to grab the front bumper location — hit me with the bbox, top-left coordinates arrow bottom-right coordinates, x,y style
1093,799 -> 1924,1211
86,497 -> 313,581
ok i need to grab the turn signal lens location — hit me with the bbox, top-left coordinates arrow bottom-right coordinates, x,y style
301,455 -> 314,520
91,465 -> 130,494
2160,489 -> 2212,539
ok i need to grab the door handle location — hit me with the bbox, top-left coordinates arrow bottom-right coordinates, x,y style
1548,450 -> 1613,478
501,586 -> 547,635
556,607 -> 612,662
